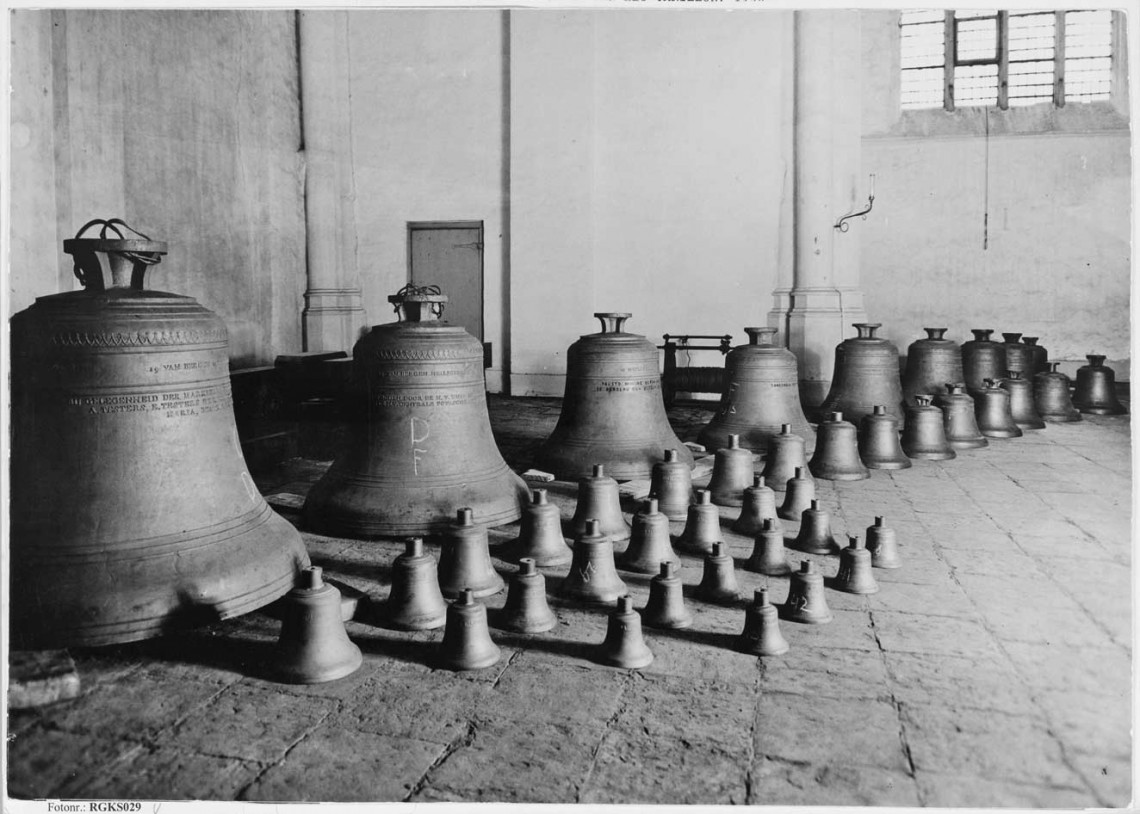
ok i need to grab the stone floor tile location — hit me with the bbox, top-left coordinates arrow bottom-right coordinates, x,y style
6,727 -> 143,799
760,644 -> 892,701
938,546 -> 1045,577
1033,688 -> 1131,758
476,662 -> 627,727
866,577 -> 979,618
1001,640 -> 1132,699
914,770 -> 1099,807
882,650 -> 1039,715
85,748 -> 263,800
242,727 -> 444,802
614,672 -> 756,749
640,625 -> 761,686
1067,751 -> 1134,808
750,758 -> 920,807
1012,531 -> 1122,561
870,610 -> 1002,660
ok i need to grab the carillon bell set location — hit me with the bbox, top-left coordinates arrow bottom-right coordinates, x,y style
10,219 -> 1125,681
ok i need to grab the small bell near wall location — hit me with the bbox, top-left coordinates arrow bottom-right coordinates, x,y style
437,589 -> 501,672
761,424 -> 810,492
789,499 -> 841,555
696,542 -> 743,605
597,595 -> 654,669
495,558 -> 557,634
677,489 -> 722,556
832,536 -> 879,595
745,517 -> 792,576
961,329 -> 1008,394
866,516 -> 901,570
1073,355 -> 1127,415
1001,371 -> 1046,430
974,378 -> 1023,438
437,508 -> 506,599
809,412 -> 870,481
650,448 -> 694,521
507,489 -> 572,567
732,475 -> 782,537
780,561 -> 833,625
618,498 -> 680,574
560,519 -> 628,605
1035,363 -> 1082,423
902,328 -> 964,405
570,464 -> 631,542
707,435 -> 756,507
901,396 -> 956,460
641,561 -> 693,630
777,467 -> 816,522
935,384 -> 988,449
858,405 -> 912,470
737,588 -> 790,657
383,537 -> 448,631
273,567 -> 363,685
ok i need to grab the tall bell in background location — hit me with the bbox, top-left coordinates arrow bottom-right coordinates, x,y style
698,327 -> 815,455
1021,337 -> 1048,379
1035,363 -> 1082,423
1002,332 -> 1034,379
1073,355 -> 1127,415
9,220 -> 309,648
820,323 -> 906,428
902,328 -> 963,405
304,285 -> 527,536
536,313 -> 693,480
961,329 -> 1007,394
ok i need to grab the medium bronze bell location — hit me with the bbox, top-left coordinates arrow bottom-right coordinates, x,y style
536,313 -> 693,480
274,567 -> 363,684
902,328 -> 964,405
384,538 -> 448,630
641,561 -> 693,630
833,536 -> 879,595
437,508 -> 505,599
732,475 -> 782,537
809,412 -> 870,481
761,424 -> 810,492
858,405 -> 912,470
303,285 -> 527,537
789,499 -> 841,555
650,448 -> 693,521
495,559 -> 557,634
901,396 -> 957,460
1001,332 -> 1034,379
618,499 -> 679,574
507,489 -> 572,567
597,595 -> 654,669
570,464 -> 631,542
1035,363 -> 1082,423
697,327 -> 816,455
961,329 -> 1008,394
820,323 -> 907,429
1022,336 -> 1048,379
935,384 -> 988,449
777,467 -> 816,522
745,518 -> 792,576
1001,371 -> 1046,430
696,542 -> 743,605
1073,355 -> 1127,415
974,379 -> 1023,438
438,588 -> 501,671
866,516 -> 901,569
707,435 -> 756,507
560,519 -> 628,605
9,220 -> 309,648
737,588 -> 790,657
780,561 -> 833,625
677,490 -> 722,556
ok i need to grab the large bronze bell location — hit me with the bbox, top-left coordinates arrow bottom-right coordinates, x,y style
961,329 -> 1008,394
1022,336 -> 1048,379
935,384 -> 988,449
535,313 -> 693,480
819,323 -> 907,428
761,424 -> 810,492
974,379 -> 1023,438
901,396 -> 956,460
858,405 -> 911,470
1035,363 -> 1082,423
9,220 -> 309,648
1073,355 -> 1127,415
1001,332 -> 1034,379
303,285 -> 527,537
902,328 -> 964,405
809,412 -> 870,481
697,327 -> 815,455
1001,371 -> 1046,430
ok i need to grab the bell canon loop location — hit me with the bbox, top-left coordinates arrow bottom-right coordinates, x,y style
961,329 -> 1008,394
737,588 -> 790,657
780,561 -> 833,625
761,423 -> 809,492
901,396 -> 957,460
384,538 -> 448,630
707,435 -> 756,507
641,561 -> 694,630
809,412 -> 870,481
274,567 -> 363,685
560,519 -> 628,605
777,466 -> 816,522
1001,371 -> 1046,430
536,312 -> 693,480
1035,363 -> 1082,423
1073,355 -> 1126,415
10,220 -> 310,648
495,559 -> 557,634
438,588 -> 502,672
437,508 -> 505,599
732,475 -> 782,537
859,405 -> 912,469
650,448 -> 693,521
597,595 -> 654,669
570,464 -> 631,542
902,328 -> 964,406
819,323 -> 907,429
507,489 -> 572,567
935,384 -> 989,449
618,499 -> 680,574
974,378 -> 1023,438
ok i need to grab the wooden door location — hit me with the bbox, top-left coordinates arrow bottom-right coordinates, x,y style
408,222 -> 484,345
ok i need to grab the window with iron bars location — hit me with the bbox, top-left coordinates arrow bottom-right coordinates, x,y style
900,9 -> 1115,110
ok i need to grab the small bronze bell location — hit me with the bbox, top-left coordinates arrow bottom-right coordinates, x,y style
696,542 -> 743,605
598,595 -> 654,669
732,475 -> 782,537
974,378 -> 1023,438
761,424 -> 809,492
780,561 -> 833,625
1001,371 -> 1046,430
1022,336 -> 1048,379
1073,355 -> 1126,415
507,489 -> 572,567
901,396 -> 957,460
745,517 -> 792,576
789,499 -> 841,555
641,561 -> 693,629
560,519 -> 628,605
437,508 -> 506,599
902,328 -> 963,405
618,498 -> 679,574
858,405 -> 912,470
438,588 -> 501,671
650,448 -> 693,521
384,538 -> 448,630
865,516 -> 901,570
737,588 -> 789,657
833,536 -> 879,595
677,489 -> 722,556
962,329 -> 1007,394
570,464 -> 631,542
1035,363 -> 1082,423
274,567 -> 363,684
495,558 -> 557,634
707,435 -> 755,507
777,467 -> 816,522
1002,333 -> 1034,379
809,412 -> 870,481
936,384 -> 988,449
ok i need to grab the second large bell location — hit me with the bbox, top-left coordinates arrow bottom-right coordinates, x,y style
303,286 -> 528,537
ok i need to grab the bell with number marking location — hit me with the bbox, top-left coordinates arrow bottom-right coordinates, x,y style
902,328 -> 963,406
833,536 -> 879,595
737,588 -> 789,657
560,519 -> 628,605
437,508 -> 505,599
438,589 -> 501,671
1035,363 -> 1082,423
384,537 -> 448,630
961,329 -> 1008,394
745,518 -> 792,576
696,542 -> 743,605
789,499 -> 841,555
866,516 -> 901,569
809,412 -> 870,481
707,435 -> 755,507
303,285 -> 528,537
697,327 -> 816,455
618,499 -> 679,574
732,475 -> 782,537
677,490 -> 722,556
780,561 -> 833,625
1022,336 -> 1048,379
650,448 -> 693,521
495,558 -> 557,634
1001,371 -> 1046,430
9,220 -> 310,648
536,313 -> 693,480
935,383 -> 988,449
642,561 -> 693,630
858,405 -> 912,469
1073,355 -> 1127,415
570,464 -> 631,542
777,467 -> 816,522
761,424 -> 809,492
901,396 -> 957,460
274,567 -> 363,684
597,595 -> 654,669
974,378 -> 1023,438
506,489 -> 572,567
820,323 -> 907,429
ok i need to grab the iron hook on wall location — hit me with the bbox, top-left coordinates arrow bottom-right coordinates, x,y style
835,174 -> 876,233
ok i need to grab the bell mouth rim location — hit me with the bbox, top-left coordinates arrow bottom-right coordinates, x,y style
63,238 -> 168,255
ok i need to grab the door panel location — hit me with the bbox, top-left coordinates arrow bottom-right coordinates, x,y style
409,223 -> 484,342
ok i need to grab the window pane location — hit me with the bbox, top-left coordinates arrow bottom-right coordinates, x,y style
1009,12 -> 1055,61
955,63 -> 999,106
901,66 -> 945,109
900,9 -> 944,25
1009,60 -> 1054,105
901,21 -> 946,69
956,16 -> 999,62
